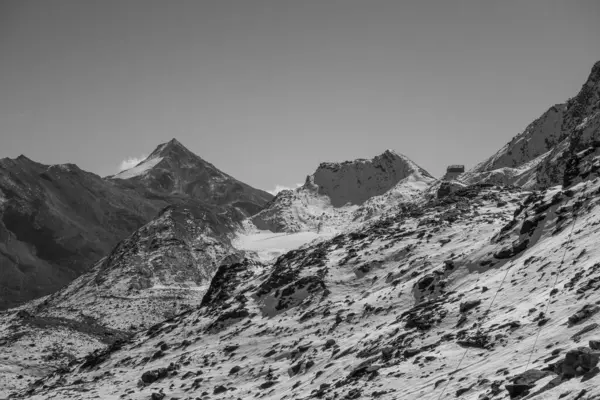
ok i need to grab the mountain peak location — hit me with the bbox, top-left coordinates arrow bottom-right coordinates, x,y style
311,150 -> 432,207
150,138 -> 195,159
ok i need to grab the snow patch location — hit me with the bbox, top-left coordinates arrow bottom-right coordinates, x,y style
233,230 -> 333,261
113,156 -> 163,179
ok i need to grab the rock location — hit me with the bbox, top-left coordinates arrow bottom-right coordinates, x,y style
568,304 -> 600,325
229,366 -> 241,375
325,339 -> 336,349
505,384 -> 532,398
141,368 -> 168,384
511,369 -> 554,386
151,393 -> 165,400
213,385 -> 228,394
459,300 -> 482,313
259,381 -> 276,389
403,348 -> 421,358
559,347 -> 600,378
519,215 -> 544,235
589,340 -> 600,350
512,238 -> 529,254
344,389 -> 362,399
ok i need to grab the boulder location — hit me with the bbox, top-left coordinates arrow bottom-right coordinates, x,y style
505,384 -> 532,398
141,368 -> 168,384
459,300 -> 482,313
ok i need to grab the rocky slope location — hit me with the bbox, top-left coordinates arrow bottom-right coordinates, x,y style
17,175 -> 600,400
462,61 -> 600,189
251,150 -> 434,233
0,139 -> 272,310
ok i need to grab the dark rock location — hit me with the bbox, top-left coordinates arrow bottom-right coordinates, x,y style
568,304 -> 600,325
259,381 -> 276,389
459,300 -> 482,313
505,384 -> 532,398
141,368 -> 168,384
213,385 -> 228,394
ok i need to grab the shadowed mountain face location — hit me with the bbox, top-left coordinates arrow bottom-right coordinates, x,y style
0,140 -> 273,310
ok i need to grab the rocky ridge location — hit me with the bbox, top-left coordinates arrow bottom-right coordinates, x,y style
462,61 -> 600,189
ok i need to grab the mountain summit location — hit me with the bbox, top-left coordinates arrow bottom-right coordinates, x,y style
310,149 -> 433,207
111,139 -> 273,216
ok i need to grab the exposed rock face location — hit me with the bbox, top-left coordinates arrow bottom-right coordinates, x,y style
0,139 -> 272,310
311,150 -> 433,207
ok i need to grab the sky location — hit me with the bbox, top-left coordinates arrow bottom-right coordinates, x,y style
1,1 -> 599,193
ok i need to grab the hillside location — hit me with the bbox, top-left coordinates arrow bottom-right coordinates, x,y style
16,176 -> 600,400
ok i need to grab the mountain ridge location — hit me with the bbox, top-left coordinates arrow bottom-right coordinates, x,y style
461,60 -> 600,189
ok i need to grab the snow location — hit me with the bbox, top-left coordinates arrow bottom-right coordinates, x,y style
112,156 -> 163,179
233,229 -> 333,261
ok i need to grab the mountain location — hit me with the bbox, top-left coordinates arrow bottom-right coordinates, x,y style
4,62 -> 600,400
0,157 -> 160,310
251,150 -> 434,233
461,61 -> 600,188
109,139 -> 272,216
0,139 -> 273,310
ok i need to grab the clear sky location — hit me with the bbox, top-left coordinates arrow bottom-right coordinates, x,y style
1,0 -> 599,193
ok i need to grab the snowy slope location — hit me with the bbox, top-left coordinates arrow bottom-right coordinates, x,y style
113,156 -> 164,180
18,178 -> 600,400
